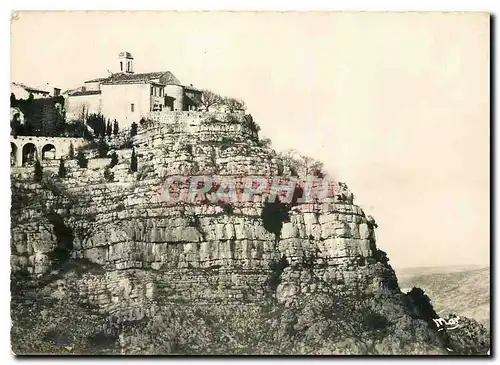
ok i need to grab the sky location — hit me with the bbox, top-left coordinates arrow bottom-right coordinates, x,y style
10,11 -> 490,268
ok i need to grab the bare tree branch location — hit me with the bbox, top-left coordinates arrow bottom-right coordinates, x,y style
200,89 -> 222,111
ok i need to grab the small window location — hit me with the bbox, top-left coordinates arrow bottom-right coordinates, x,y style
120,61 -> 123,72
131,103 -> 135,112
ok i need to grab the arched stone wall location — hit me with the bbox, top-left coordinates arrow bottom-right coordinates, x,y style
41,144 -> 57,160
10,142 -> 18,166
22,143 -> 37,166
10,136 -> 88,167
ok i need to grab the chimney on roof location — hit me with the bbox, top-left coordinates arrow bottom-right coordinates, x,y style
53,88 -> 61,97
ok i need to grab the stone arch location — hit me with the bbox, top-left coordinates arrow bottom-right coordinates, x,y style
41,143 -> 57,160
11,142 -> 18,166
22,143 -> 37,166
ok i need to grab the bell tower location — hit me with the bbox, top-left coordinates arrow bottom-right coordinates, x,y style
118,51 -> 134,74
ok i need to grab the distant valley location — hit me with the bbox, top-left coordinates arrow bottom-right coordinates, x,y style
396,265 -> 490,328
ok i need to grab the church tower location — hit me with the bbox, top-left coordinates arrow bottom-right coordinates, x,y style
118,51 -> 134,74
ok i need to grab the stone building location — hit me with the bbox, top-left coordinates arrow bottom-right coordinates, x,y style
65,51 -> 202,128
11,95 -> 65,137
11,82 -> 51,100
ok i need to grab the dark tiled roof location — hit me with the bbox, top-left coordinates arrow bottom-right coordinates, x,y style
12,82 -> 50,94
158,72 -> 181,86
68,90 -> 102,96
102,72 -> 165,84
184,85 -> 202,92
84,77 -> 109,83
86,71 -> 182,86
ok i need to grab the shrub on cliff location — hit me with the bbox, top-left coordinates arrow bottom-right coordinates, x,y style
267,254 -> 289,291
257,137 -> 272,148
242,114 -> 260,134
76,150 -> 88,168
219,137 -> 233,150
130,148 -> 137,172
261,201 -> 291,241
58,159 -> 66,178
97,139 -> 109,158
221,114 -> 239,124
34,160 -> 43,182
221,97 -> 246,113
108,152 -> 118,169
68,142 -> 75,159
106,120 -> 112,138
130,122 -> 138,137
202,115 -> 218,125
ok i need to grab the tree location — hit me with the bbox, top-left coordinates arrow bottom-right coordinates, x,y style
58,159 -> 67,178
130,148 -> 137,172
242,114 -> 260,133
97,139 -> 109,158
109,152 -> 118,168
278,149 -> 325,178
130,122 -> 138,137
76,150 -> 88,168
10,93 -> 16,106
221,97 -> 246,113
86,113 -> 106,138
10,111 -> 21,138
200,89 -> 222,111
106,120 -> 112,137
68,142 -> 75,159
34,160 -> 43,182
113,120 -> 119,136
258,137 -> 272,148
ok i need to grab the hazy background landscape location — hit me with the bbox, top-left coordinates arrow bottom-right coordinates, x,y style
396,265 -> 490,328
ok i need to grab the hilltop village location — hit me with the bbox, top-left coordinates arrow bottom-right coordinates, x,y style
10,51 -> 250,170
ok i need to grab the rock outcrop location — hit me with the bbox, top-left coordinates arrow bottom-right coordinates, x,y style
10,111 -> 489,355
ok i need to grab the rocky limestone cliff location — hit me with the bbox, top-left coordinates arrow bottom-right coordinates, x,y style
10,111 -> 490,355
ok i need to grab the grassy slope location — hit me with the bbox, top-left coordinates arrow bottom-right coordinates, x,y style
395,266 -> 490,328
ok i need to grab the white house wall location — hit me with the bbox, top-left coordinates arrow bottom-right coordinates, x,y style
100,83 -> 150,129
66,94 -> 103,121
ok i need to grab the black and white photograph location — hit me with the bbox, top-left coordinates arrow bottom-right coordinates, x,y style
9,10 -> 491,356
